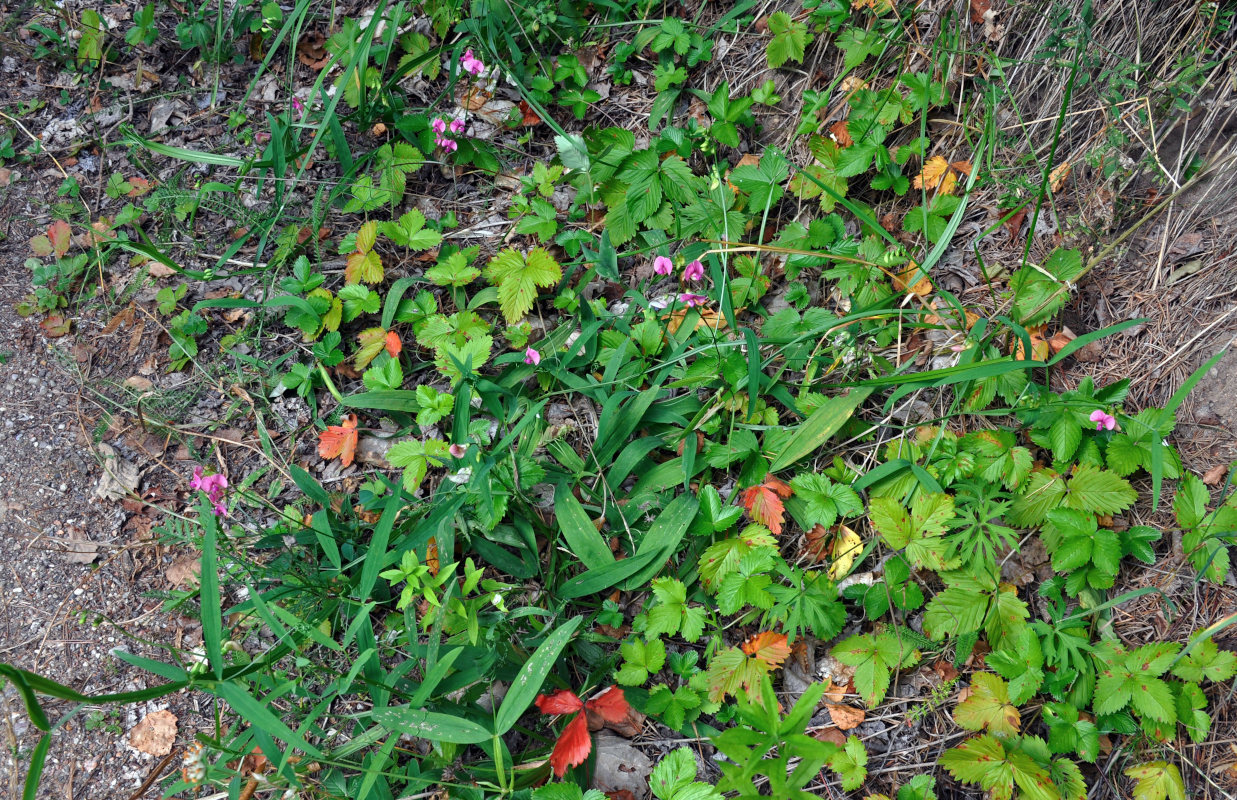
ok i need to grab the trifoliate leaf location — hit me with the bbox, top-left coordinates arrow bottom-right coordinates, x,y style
954,673 -> 1020,738
1124,761 -> 1185,800
765,11 -> 812,69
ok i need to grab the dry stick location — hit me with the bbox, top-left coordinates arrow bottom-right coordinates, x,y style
1020,148 -> 1237,324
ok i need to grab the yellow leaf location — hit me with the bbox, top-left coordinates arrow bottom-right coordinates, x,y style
913,155 -> 950,191
1049,162 -> 1071,192
828,524 -> 863,580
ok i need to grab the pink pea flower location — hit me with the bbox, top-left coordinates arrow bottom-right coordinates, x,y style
460,48 -> 486,76
449,119 -> 465,134
683,260 -> 705,282
190,467 -> 228,517
679,293 -> 708,308
524,347 -> 542,366
653,256 -> 673,276
1089,410 -> 1117,431
448,443 -> 467,459
435,135 -> 458,152
291,96 -> 305,116
431,117 -> 447,134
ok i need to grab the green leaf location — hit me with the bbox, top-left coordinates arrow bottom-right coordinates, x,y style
766,11 -> 812,68
616,637 -> 667,686
1130,677 -> 1177,723
1011,248 -> 1086,326
954,673 -> 1020,738
386,438 -> 451,493
829,735 -> 868,791
483,247 -> 562,324
770,388 -> 872,471
494,616 -> 583,734
1044,701 -> 1099,762
371,707 -> 493,744
1172,637 -> 1237,683
555,484 -> 614,571
831,632 -> 918,706
789,473 -> 863,529
1065,466 -> 1137,514
382,209 -> 443,250
923,580 -> 989,640
1124,761 -> 1185,800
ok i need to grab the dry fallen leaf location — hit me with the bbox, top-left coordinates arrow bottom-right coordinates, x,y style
823,679 -> 847,704
1202,463 -> 1230,485
826,703 -> 866,730
1049,162 -> 1071,193
970,0 -> 992,24
914,156 -> 972,196
893,261 -> 932,297
296,31 -> 329,69
129,709 -> 178,756
813,726 -> 847,746
166,554 -> 202,588
829,120 -> 853,148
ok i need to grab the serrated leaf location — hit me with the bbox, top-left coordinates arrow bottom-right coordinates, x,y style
484,247 -> 562,324
954,673 -> 1020,738
766,11 -> 812,68
1065,466 -> 1137,515
1124,761 -> 1185,800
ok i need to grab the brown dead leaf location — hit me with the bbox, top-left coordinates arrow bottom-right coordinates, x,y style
63,537 -> 100,564
1203,463 -> 1230,485
826,703 -> 865,730
1013,325 -> 1050,361
823,679 -> 846,704
956,684 -> 975,704
970,0 -> 992,23
0,167 -> 11,187
230,747 -> 270,777
933,660 -> 960,683
666,307 -> 727,334
128,709 -> 178,756
517,100 -> 542,126
829,120 -> 853,148
167,554 -> 202,588
1049,162 -> 1071,193
813,726 -> 847,746
1004,207 -> 1028,240
754,15 -> 770,33
296,31 -> 329,69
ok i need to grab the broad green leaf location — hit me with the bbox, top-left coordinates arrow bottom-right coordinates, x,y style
1124,761 -> 1185,800
953,673 -> 1020,738
493,616 -> 583,734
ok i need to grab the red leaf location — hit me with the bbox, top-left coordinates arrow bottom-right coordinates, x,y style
535,689 -> 584,716
317,413 -> 359,467
385,330 -> 403,358
48,220 -> 72,256
548,713 -> 591,777
584,686 -> 629,723
739,478 -> 791,535
739,631 -> 791,667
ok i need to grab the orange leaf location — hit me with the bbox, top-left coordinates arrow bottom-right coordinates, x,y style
913,155 -> 950,191
535,689 -> 585,715
548,712 -> 592,777
829,120 -> 853,148
1049,162 -> 1071,193
826,703 -> 866,730
739,631 -> 791,667
739,478 -> 791,535
48,219 -> 72,256
584,686 -> 629,723
317,413 -> 359,467
426,537 -> 440,576
385,330 -> 403,358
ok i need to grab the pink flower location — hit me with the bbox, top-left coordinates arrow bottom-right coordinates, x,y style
291,96 -> 305,116
431,117 -> 447,134
1089,410 -> 1117,431
679,293 -> 708,308
683,260 -> 705,281
653,256 -> 673,276
449,119 -> 465,134
190,467 -> 228,516
460,48 -> 485,76
524,347 -> 541,366
449,443 -> 467,458
434,134 -> 458,152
